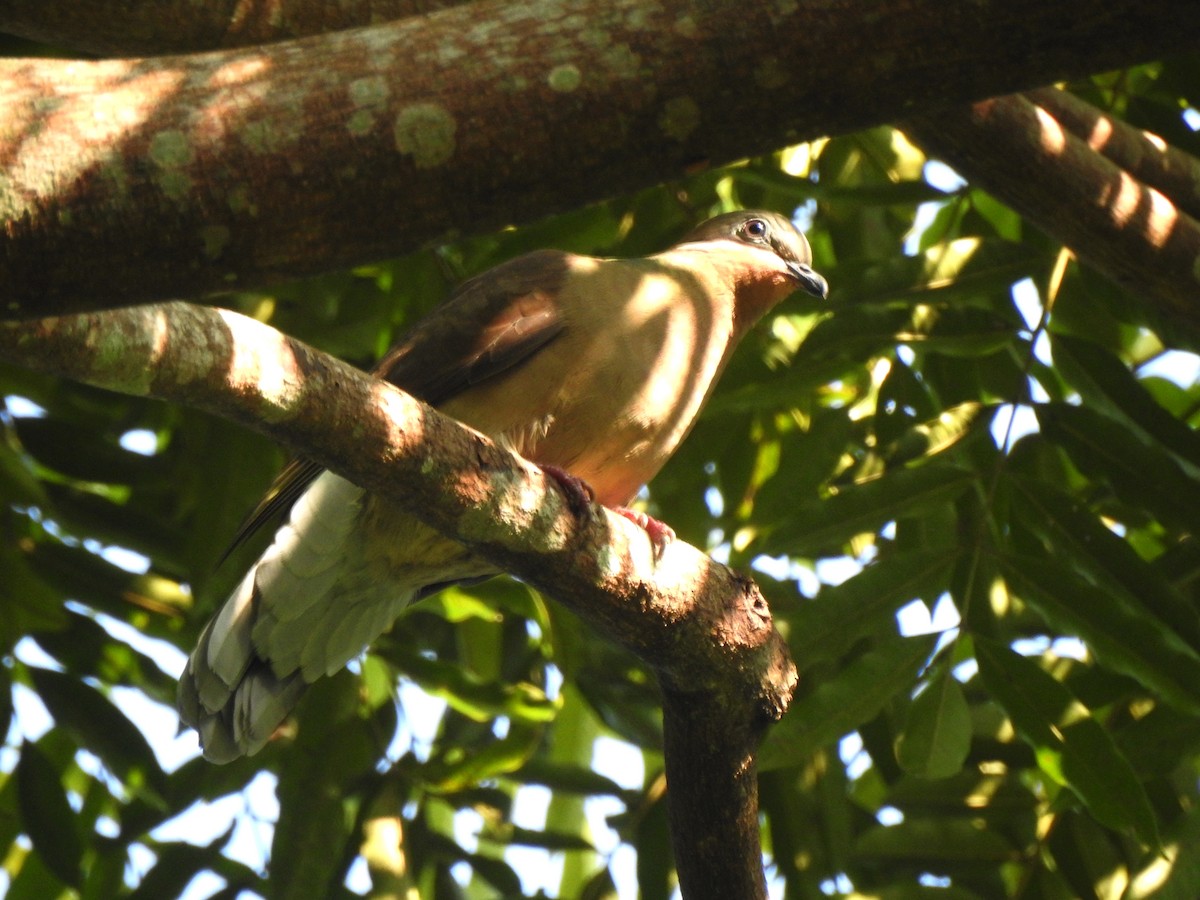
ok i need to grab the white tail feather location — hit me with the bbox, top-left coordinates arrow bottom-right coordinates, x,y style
178,473 -> 493,761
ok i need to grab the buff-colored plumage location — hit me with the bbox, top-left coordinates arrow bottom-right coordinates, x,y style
178,211 -> 827,761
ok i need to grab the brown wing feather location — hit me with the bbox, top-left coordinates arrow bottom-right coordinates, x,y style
220,249 -> 574,560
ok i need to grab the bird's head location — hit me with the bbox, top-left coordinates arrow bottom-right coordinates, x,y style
678,210 -> 829,311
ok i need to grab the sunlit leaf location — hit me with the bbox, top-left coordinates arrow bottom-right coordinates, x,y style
881,401 -> 990,467
1052,332 -> 1200,473
1001,555 -> 1200,716
974,639 -> 1159,846
761,464 -> 975,556
761,634 -> 937,770
1036,402 -> 1200,533
789,548 -> 958,665
1010,477 -> 1200,649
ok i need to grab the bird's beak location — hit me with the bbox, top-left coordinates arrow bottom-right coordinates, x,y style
787,261 -> 829,300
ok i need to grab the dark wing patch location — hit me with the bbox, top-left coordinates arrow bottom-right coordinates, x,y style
374,249 -> 571,403
220,457 -> 324,563
219,249 -> 574,561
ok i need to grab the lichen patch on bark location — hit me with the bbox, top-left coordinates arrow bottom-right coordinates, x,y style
393,103 -> 457,168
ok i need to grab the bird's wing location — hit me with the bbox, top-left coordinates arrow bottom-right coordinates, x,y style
221,249 -> 573,558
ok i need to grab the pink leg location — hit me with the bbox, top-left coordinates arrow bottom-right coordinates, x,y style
613,507 -> 676,560
540,465 -> 676,559
540,464 -> 595,518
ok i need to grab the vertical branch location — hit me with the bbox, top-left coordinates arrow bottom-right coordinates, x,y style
662,692 -> 769,899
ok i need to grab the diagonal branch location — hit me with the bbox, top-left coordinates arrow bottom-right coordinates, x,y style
904,94 -> 1200,338
1026,86 -> 1200,222
2,0 -> 1198,319
0,302 -> 796,899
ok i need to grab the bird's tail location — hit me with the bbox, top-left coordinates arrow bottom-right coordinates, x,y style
177,473 -> 491,762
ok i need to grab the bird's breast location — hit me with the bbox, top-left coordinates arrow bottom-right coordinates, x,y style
442,261 -> 738,506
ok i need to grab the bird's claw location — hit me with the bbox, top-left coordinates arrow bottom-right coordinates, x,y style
613,507 -> 676,561
541,464 -> 595,519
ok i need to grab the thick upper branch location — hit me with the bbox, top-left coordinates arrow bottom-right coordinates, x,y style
3,0 -> 1198,318
0,0 -> 469,56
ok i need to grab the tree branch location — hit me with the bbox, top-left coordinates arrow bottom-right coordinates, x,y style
3,0 -> 1198,319
0,303 -> 796,899
904,95 -> 1200,338
1026,86 -> 1200,222
0,0 -> 470,56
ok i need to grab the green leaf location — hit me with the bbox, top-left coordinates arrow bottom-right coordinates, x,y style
420,587 -> 503,624
1116,704 -> 1200,777
127,839 -> 245,900
512,759 -> 625,797
789,548 -> 958,665
461,850 -> 523,896
0,437 -> 46,507
28,666 -> 167,802
0,666 -> 13,747
398,651 -> 558,724
761,464 -> 976,556
854,818 -> 1017,863
34,609 -> 179,702
1036,402 -> 1200,532
489,824 -> 594,851
737,167 -> 951,205
881,401 -> 991,467
423,722 -> 543,791
760,634 -> 937,770
14,416 -> 168,485
580,867 -> 620,900
1046,809 -> 1130,900
1001,555 -> 1200,715
0,543 -> 67,650
1052,333 -> 1200,474
974,638 -> 1159,846
272,674 -> 373,900
895,666 -> 971,779
40,483 -> 188,571
1125,803 -> 1200,899
5,840 -> 73,900
1010,476 -> 1200,649
15,741 -> 83,888
835,237 -> 1041,309
884,770 -> 1039,824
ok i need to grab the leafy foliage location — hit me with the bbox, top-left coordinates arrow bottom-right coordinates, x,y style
3,55 -> 1200,899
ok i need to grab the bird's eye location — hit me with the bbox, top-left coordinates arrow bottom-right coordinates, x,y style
741,218 -> 768,241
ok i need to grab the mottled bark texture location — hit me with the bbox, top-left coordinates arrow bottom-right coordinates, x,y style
0,304 -> 797,900
906,93 -> 1200,340
3,0 -> 1199,318
0,0 -> 470,56
1026,86 -> 1200,223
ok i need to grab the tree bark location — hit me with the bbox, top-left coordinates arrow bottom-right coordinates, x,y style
663,688 -> 769,899
904,94 -> 1200,340
0,0 -> 469,56
3,0 -> 1198,318
0,303 -> 796,899
1026,86 -> 1200,222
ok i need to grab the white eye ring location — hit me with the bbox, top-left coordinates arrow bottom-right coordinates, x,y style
741,218 -> 768,240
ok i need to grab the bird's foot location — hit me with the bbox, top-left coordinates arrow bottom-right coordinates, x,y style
541,464 -> 595,518
613,507 -> 676,561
